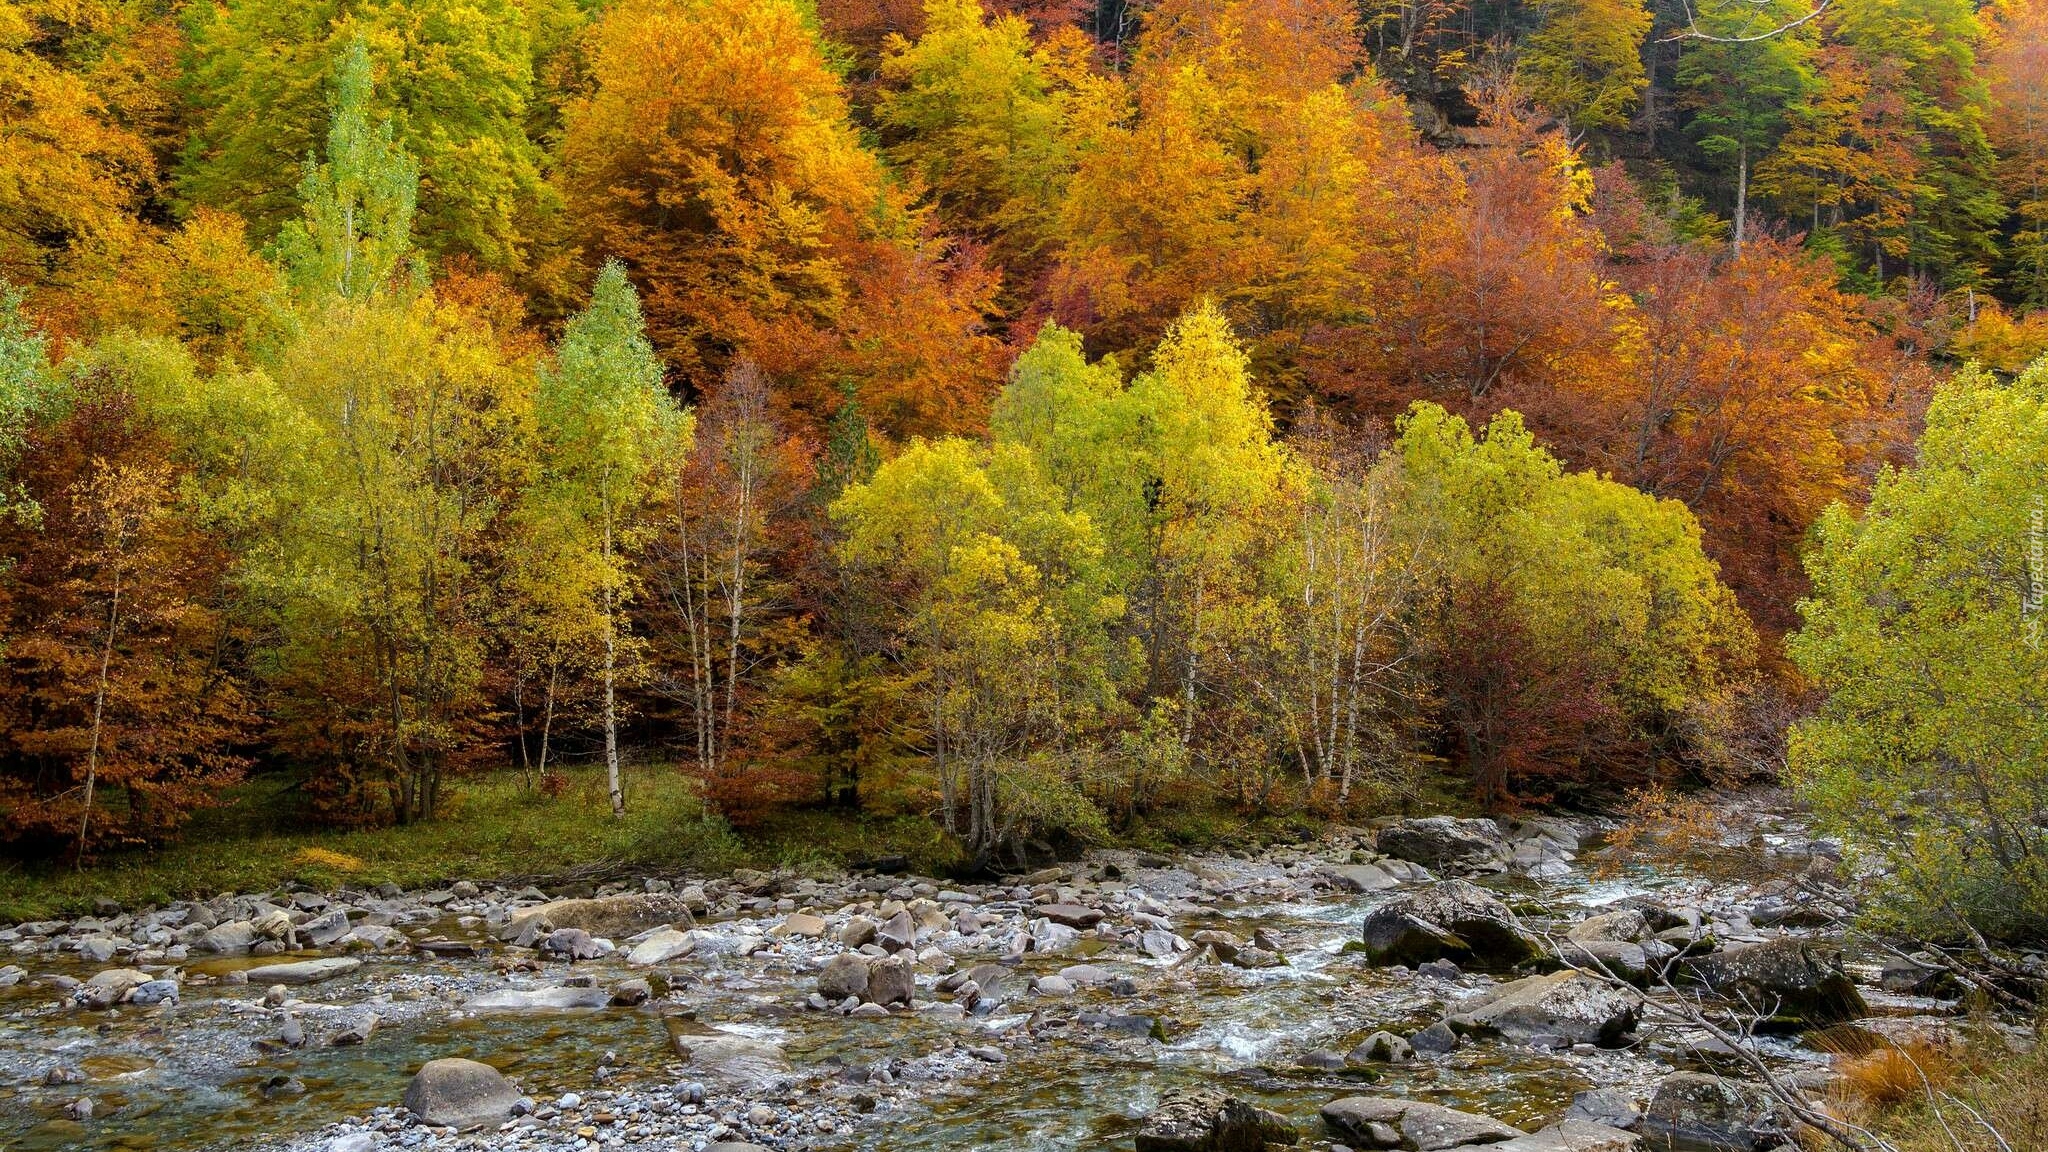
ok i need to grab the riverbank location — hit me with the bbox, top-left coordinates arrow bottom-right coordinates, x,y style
1,766 -> 1355,924
5,790 -> 1985,1152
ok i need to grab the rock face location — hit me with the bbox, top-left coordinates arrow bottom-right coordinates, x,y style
1134,1087 -> 1300,1152
1375,818 -> 1510,872
1685,937 -> 1867,1028
1640,1072 -> 1788,1151
403,1058 -> 521,1130
243,958 -> 362,986
1449,971 -> 1641,1047
1322,1096 -> 1526,1150
1357,880 -> 1542,969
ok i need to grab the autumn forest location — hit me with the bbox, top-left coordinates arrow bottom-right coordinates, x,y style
3,0 -> 2046,878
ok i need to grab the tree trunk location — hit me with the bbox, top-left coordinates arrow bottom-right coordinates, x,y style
76,565 -> 123,867
603,502 -> 624,818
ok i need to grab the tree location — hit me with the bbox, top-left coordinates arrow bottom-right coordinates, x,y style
1986,0 -> 2048,304
178,0 -> 551,275
1675,0 -> 1816,249
1391,403 -> 1755,806
834,436 -> 1120,866
1787,357 -> 2048,937
1518,0 -> 1654,138
526,260 -> 682,816
0,366 -> 251,856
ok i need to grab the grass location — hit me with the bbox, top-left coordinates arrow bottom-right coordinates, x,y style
0,766 -> 750,921
1822,1021 -> 2048,1151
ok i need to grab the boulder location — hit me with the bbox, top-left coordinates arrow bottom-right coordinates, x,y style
1039,904 -> 1105,928
1357,880 -> 1543,969
1409,1021 -> 1461,1055
1450,971 -> 1640,1046
539,928 -> 606,960
776,913 -> 828,939
966,962 -> 1024,1009
1135,1087 -> 1300,1152
609,978 -> 652,1006
1568,910 -> 1651,944
819,954 -> 871,1002
77,968 -> 153,1010
403,1058 -> 520,1130
503,893 -> 695,941
201,920 -> 260,955
1565,1088 -> 1643,1131
1685,937 -> 1867,1028
839,917 -> 878,948
463,986 -> 611,1011
328,1011 -> 378,1046
876,909 -> 917,952
243,958 -> 363,986
1346,1031 -> 1414,1065
626,929 -> 699,967
1557,940 -> 1651,984
300,909 -> 353,946
1640,1073 -> 1789,1151
129,978 -> 180,1006
1375,817 -> 1510,872
1326,864 -> 1402,893
1322,1096 -> 1526,1150
866,955 -> 915,1007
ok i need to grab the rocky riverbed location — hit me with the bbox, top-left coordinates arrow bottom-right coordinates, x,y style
0,794 -> 1966,1152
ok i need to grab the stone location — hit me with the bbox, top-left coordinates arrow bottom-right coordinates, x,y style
201,920 -> 259,954
1565,1088 -> 1643,1131
876,909 -> 917,952
243,957 -> 363,986
300,909 -> 353,946
463,986 -> 611,1011
1346,1031 -> 1414,1064
1640,1072 -> 1790,1151
819,954 -> 871,1001
540,928 -> 605,960
608,978 -> 652,1006
666,1027 -> 791,1090
340,924 -> 406,951
840,916 -> 878,947
502,893 -> 695,941
1039,903 -> 1105,928
1482,1119 -> 1644,1151
1409,1021 -> 1461,1055
128,979 -> 179,1006
1357,880 -> 1543,969
328,1012 -> 378,1046
1685,937 -> 1867,1028
1418,958 -> 1463,980
0,965 -> 26,987
1140,928 -> 1187,959
866,954 -> 915,1007
1322,1096 -> 1526,1150
966,962 -> 1024,1009
1134,1087 -> 1300,1151
77,937 -> 120,964
1557,940 -> 1651,984
1569,909 -> 1651,944
1375,817 -> 1511,872
626,928 -> 699,967
77,968 -> 152,1009
403,1058 -> 521,1130
777,913 -> 828,938
1061,964 -> 1114,986
1035,974 -> 1076,997
1325,864 -> 1401,893
1450,971 -> 1641,1046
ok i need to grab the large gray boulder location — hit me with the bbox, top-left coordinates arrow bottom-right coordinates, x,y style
818,954 -> 870,1002
1375,818 -> 1511,872
502,893 -> 695,942
865,955 -> 915,1007
1449,971 -> 1641,1047
1480,1119 -> 1643,1151
1134,1087 -> 1299,1151
1322,1096 -> 1525,1150
1326,864 -> 1402,893
1640,1073 -> 1789,1151
1684,937 -> 1867,1028
1357,880 -> 1543,970
403,1058 -> 521,1130
626,928 -> 698,967
202,920 -> 259,955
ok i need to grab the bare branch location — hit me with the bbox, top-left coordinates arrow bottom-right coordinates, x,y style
1660,0 -> 1832,43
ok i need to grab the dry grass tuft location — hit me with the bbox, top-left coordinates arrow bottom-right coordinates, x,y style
1830,1039 -> 1954,1112
289,846 -> 365,873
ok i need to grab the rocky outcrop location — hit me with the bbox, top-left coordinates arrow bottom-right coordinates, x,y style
1358,880 -> 1543,969
403,1058 -> 521,1130
1322,1096 -> 1526,1150
1134,1088 -> 1299,1152
1449,971 -> 1641,1047
1640,1072 -> 1789,1151
1685,937 -> 1867,1028
1375,818 -> 1511,872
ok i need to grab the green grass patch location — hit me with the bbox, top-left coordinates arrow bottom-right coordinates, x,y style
0,765 -> 746,921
